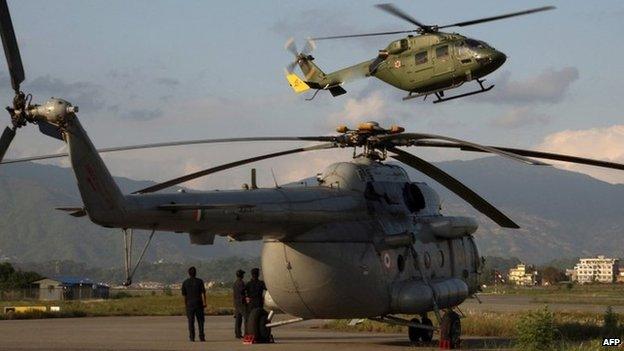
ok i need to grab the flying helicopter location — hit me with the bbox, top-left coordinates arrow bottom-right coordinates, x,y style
3,1 -> 624,348
285,3 -> 554,103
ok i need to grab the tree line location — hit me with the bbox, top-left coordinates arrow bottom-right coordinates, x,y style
0,262 -> 42,290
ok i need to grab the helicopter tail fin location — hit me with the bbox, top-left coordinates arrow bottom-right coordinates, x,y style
285,73 -> 310,93
63,115 -> 127,227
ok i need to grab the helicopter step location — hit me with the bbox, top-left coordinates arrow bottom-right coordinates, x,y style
402,79 -> 494,103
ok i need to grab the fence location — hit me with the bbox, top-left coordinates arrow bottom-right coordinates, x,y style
1,285 -> 109,301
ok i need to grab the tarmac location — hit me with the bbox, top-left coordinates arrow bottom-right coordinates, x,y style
0,315 -> 511,351
0,294 -> 615,351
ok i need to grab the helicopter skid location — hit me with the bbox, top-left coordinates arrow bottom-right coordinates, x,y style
432,83 -> 494,104
403,79 -> 494,103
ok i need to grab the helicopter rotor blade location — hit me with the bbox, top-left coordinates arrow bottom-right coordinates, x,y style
438,6 -> 555,29
375,3 -> 430,31
0,135 -> 337,165
285,37 -> 298,56
286,61 -> 297,74
313,29 -> 420,41
312,29 -> 418,41
412,140 -> 624,171
0,125 -> 16,162
388,147 -> 519,229
0,0 -> 24,93
301,38 -> 315,55
133,142 -> 337,194
378,132 -> 549,166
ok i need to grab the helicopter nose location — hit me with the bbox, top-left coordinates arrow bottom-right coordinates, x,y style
492,51 -> 507,68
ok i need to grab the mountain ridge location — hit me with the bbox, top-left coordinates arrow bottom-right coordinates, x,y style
1,157 -> 623,265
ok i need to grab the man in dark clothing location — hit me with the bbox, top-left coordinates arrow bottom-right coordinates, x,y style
245,267 -> 266,310
232,269 -> 246,338
181,266 -> 206,342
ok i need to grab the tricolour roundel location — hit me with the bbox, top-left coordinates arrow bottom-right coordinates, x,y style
382,251 -> 392,269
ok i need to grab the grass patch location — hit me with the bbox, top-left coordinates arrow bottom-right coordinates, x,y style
0,290 -> 233,319
322,307 -> 624,349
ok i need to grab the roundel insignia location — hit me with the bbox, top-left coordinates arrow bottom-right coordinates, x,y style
382,251 -> 392,269
394,60 -> 401,69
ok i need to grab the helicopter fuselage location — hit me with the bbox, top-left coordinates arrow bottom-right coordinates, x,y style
27,104 -> 486,320
310,32 -> 506,96
373,33 -> 506,93
111,160 -> 482,318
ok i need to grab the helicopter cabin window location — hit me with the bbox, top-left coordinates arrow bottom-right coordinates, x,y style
435,45 -> 449,59
414,51 -> 427,65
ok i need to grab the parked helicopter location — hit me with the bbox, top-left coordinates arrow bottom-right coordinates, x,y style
285,3 -> 554,103
2,1 -> 624,348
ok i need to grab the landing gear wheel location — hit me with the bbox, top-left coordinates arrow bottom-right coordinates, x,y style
408,317 -> 421,343
440,311 -> 461,349
420,317 -> 434,342
246,308 -> 272,343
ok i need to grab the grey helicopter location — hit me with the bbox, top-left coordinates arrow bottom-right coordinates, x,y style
2,0 -> 624,348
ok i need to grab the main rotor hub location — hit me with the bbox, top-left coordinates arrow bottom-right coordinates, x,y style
28,98 -> 78,124
334,121 -> 404,159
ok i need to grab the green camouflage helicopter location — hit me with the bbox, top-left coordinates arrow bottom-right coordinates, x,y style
286,3 -> 554,103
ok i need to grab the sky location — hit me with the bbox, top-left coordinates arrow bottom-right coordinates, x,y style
1,0 -> 624,190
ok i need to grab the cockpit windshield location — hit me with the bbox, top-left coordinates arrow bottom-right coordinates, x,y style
465,39 -> 489,49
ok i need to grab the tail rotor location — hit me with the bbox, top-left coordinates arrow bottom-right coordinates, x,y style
285,37 -> 315,74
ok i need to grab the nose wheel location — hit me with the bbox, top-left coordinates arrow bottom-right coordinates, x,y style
407,316 -> 434,344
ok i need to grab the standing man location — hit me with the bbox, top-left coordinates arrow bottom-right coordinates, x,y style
232,269 -> 246,339
245,267 -> 266,310
181,266 -> 206,342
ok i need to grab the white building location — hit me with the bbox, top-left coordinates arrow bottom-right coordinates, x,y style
508,264 -> 539,286
573,256 -> 619,284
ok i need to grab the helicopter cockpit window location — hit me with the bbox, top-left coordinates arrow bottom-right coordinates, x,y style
456,41 -> 471,58
465,39 -> 485,49
414,51 -> 427,65
435,45 -> 449,59
403,183 -> 426,213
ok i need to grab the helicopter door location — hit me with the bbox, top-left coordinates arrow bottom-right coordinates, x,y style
411,50 -> 433,86
432,44 -> 455,76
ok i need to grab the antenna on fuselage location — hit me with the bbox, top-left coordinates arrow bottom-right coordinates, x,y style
251,168 -> 258,189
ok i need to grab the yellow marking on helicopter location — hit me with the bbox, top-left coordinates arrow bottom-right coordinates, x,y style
286,73 -> 310,93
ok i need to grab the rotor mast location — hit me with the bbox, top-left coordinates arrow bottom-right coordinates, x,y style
335,121 -> 405,160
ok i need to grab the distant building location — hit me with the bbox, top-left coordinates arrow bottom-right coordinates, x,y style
135,281 -> 165,289
572,256 -> 619,284
617,271 -> 624,284
32,277 -> 109,300
508,264 -> 539,286
565,269 -> 577,282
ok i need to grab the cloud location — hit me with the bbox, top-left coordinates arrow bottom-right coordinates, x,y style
270,8 -> 396,51
0,72 -> 107,112
326,91 -> 390,127
155,77 -> 180,87
122,108 -> 164,121
482,67 -> 579,105
536,125 -> 624,184
271,9 -> 357,39
489,107 -> 551,129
